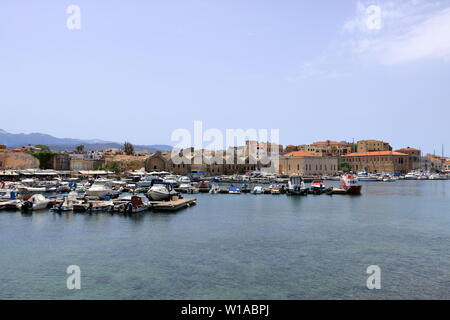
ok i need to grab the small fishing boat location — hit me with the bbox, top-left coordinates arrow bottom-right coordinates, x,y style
197,180 -> 210,193
357,172 -> 378,181
228,186 -> 241,194
251,186 -> 264,194
310,180 -> 326,194
340,174 -> 362,195
118,195 -> 151,214
0,199 -> 21,210
209,184 -> 220,194
21,194 -> 51,211
270,185 -> 281,195
382,174 -> 396,182
86,180 -> 113,199
404,172 -> 419,180
148,181 -> 178,201
51,192 -> 81,212
287,176 -> 308,196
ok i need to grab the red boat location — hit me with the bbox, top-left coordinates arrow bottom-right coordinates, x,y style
340,174 -> 362,194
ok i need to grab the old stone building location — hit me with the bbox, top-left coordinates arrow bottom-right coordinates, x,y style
343,151 -> 409,173
395,147 -> 421,172
0,151 -> 40,170
357,140 -> 391,153
278,151 -> 338,176
299,141 -> 353,157
144,150 -> 258,175
51,153 -> 71,171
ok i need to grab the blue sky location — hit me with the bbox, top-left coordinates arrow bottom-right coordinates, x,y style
0,0 -> 449,155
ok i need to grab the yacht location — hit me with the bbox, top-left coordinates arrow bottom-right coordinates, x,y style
86,180 -> 113,199
287,176 -> 308,196
404,172 -> 419,180
148,181 -> 178,201
21,194 -> 51,211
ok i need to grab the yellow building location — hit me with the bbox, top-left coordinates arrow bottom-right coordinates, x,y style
357,140 -> 391,153
279,151 -> 338,176
298,141 -> 352,157
344,151 -> 408,173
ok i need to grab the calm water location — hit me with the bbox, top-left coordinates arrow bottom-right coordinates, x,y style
1,181 -> 449,299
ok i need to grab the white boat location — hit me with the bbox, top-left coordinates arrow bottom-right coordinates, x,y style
177,182 -> 199,194
209,184 -> 221,194
86,180 -> 113,199
251,186 -> 264,194
148,182 -> 177,201
340,174 -> 362,194
118,195 -> 151,214
21,194 -> 51,211
287,176 -> 308,196
178,176 -> 191,184
52,192 -> 81,212
382,174 -> 396,182
0,199 -> 21,210
357,172 -> 378,181
404,172 -> 419,180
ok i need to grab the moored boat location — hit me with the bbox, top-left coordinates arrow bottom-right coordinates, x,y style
340,174 -> 362,195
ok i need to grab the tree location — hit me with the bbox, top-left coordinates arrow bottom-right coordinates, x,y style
32,151 -> 56,169
75,145 -> 84,153
339,161 -> 351,172
35,144 -> 50,152
123,141 -> 134,155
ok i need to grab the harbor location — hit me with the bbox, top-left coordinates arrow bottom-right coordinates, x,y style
1,179 -> 449,299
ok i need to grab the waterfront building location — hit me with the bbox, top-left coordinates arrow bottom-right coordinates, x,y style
395,147 -> 422,172
422,154 -> 445,172
278,151 -> 338,176
444,159 -> 450,173
357,140 -> 391,153
343,151 -> 408,173
144,149 -> 257,175
51,153 -> 71,171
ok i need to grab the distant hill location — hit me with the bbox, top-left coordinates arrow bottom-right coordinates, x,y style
0,129 -> 172,153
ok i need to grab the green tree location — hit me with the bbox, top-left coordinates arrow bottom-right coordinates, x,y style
32,151 -> 57,169
339,161 -> 351,172
75,145 -> 85,153
35,144 -> 50,152
123,141 -> 134,155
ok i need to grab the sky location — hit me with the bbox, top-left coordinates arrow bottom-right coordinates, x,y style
0,0 -> 449,155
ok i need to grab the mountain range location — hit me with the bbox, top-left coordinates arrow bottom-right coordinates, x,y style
0,129 -> 172,153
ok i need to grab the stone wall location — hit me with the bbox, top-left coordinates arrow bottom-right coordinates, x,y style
0,151 -> 40,169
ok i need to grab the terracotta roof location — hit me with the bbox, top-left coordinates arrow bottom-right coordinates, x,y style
344,151 -> 408,157
311,141 -> 341,146
283,151 -> 316,157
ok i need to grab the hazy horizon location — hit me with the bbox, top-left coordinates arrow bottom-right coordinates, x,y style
1,0 -> 450,155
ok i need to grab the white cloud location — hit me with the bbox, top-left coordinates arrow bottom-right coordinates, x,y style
343,0 -> 450,64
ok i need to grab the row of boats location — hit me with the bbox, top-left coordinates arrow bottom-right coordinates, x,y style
326,171 -> 449,182
0,192 -> 159,214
